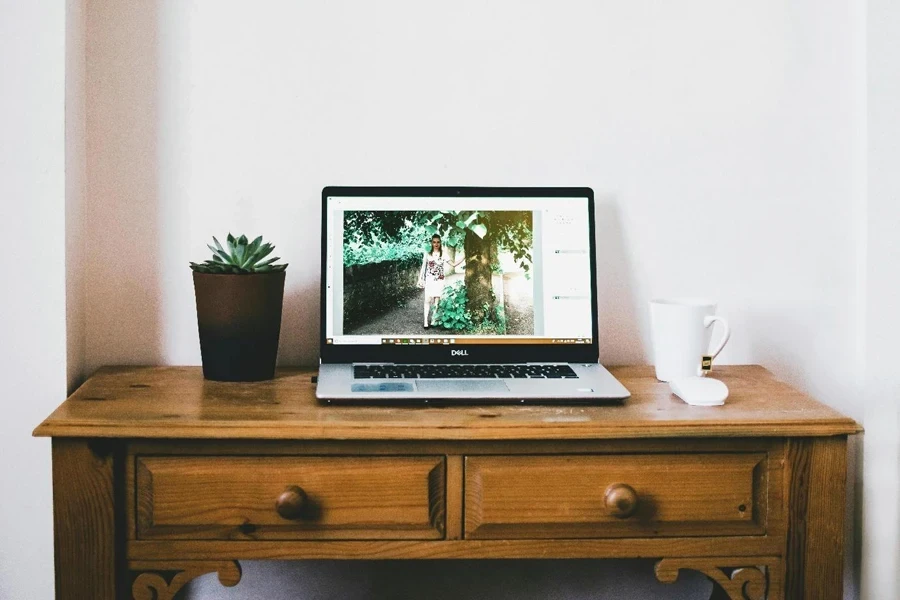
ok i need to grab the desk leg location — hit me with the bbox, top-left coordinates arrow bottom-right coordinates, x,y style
52,438 -> 122,600
785,436 -> 848,599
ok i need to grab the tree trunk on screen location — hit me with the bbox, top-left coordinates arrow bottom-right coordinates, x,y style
464,231 -> 494,323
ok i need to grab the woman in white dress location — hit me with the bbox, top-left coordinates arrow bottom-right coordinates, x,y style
417,234 -> 464,329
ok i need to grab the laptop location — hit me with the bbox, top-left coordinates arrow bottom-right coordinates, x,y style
316,186 -> 631,404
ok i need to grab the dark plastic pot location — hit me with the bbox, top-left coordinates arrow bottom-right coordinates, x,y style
192,271 -> 286,381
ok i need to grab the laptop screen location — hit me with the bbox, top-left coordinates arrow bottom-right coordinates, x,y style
322,190 -> 595,352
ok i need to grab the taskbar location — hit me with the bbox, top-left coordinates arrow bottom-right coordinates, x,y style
325,337 -> 592,346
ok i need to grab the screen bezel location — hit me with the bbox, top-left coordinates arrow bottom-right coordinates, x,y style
319,186 -> 599,364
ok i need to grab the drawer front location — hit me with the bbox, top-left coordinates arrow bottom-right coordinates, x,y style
465,454 -> 766,539
137,456 -> 445,540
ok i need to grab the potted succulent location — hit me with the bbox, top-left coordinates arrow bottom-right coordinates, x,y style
190,234 -> 288,381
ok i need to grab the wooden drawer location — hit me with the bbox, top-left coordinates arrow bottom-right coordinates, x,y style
136,456 -> 445,540
465,454 -> 767,539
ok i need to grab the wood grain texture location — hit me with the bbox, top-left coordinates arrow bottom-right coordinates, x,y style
604,483 -> 639,518
274,485 -> 308,520
445,455 -> 464,540
136,456 -> 444,540
52,439 -> 121,600
33,365 -> 862,440
130,560 -> 241,600
126,449 -> 137,542
783,437 -> 849,600
39,367 -> 858,600
803,437 -> 848,599
127,437 -> 785,457
767,560 -> 785,600
655,557 -> 781,600
465,454 -> 765,539
784,439 -> 812,598
127,536 -> 785,561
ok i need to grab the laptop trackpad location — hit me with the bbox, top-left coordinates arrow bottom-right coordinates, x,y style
415,380 -> 509,393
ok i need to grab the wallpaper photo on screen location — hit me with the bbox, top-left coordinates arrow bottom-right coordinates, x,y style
342,210 -> 534,336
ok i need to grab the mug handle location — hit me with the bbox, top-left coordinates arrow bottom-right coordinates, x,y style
699,316 -> 731,375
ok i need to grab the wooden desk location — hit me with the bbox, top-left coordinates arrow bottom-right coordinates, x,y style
34,365 -> 861,600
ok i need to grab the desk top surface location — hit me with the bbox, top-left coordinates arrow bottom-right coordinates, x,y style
33,365 -> 861,440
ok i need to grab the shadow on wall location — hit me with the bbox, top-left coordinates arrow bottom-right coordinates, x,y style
82,0 -> 165,379
183,559 -> 712,599
83,0 -> 329,372
279,277 -> 321,367
595,196 -> 646,364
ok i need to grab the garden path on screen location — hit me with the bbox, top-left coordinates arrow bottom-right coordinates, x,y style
347,272 -> 533,336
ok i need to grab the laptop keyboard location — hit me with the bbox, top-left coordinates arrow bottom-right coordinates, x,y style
353,364 -> 579,379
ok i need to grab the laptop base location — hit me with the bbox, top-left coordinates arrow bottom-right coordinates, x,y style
316,362 -> 631,405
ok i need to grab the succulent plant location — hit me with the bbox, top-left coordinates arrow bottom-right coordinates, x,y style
190,233 -> 288,274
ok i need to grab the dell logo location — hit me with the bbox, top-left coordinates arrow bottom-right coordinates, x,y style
451,350 -> 469,356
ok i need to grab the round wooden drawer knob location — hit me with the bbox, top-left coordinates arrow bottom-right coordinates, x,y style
275,485 -> 308,520
604,483 -> 638,518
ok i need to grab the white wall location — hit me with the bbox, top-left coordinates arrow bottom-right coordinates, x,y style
0,2 -> 66,600
862,0 -> 900,597
82,0 -> 865,399
70,1 -> 868,598
67,0 -> 87,392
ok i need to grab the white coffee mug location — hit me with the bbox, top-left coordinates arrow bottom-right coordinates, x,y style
650,298 -> 731,382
